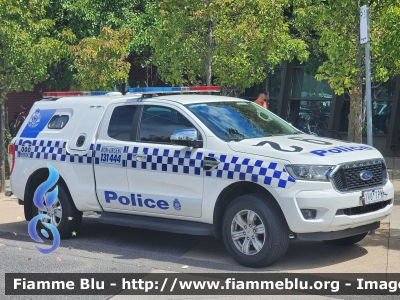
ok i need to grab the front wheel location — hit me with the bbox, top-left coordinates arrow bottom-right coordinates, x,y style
222,193 -> 289,268
31,183 -> 82,239
323,232 -> 368,246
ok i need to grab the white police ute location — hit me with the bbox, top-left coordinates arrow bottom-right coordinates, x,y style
8,86 -> 394,267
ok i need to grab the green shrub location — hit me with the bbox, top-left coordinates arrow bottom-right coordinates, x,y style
4,129 -> 12,179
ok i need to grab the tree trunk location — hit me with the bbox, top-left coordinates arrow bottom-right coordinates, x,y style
5,100 -> 8,129
348,90 -> 363,143
347,24 -> 363,143
0,100 -> 5,193
264,63 -> 270,93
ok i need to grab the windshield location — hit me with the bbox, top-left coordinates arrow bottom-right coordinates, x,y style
185,101 -> 300,141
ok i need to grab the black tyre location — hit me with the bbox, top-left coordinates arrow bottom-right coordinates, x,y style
31,183 -> 82,239
222,193 -> 289,268
323,232 -> 368,246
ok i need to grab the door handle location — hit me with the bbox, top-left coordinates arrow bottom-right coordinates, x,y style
133,153 -> 147,161
203,156 -> 220,171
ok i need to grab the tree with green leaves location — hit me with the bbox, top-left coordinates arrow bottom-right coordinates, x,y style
0,0 -> 71,192
294,0 -> 400,143
45,0 -> 160,91
213,0 -> 308,96
152,0 -> 308,96
72,27 -> 134,92
151,0 -> 212,87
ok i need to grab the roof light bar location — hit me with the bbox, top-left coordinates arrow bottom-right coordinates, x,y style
43,91 -> 112,97
128,86 -> 221,94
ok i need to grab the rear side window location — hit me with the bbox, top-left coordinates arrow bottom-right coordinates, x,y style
48,115 -> 69,129
138,105 -> 196,143
108,105 -> 137,141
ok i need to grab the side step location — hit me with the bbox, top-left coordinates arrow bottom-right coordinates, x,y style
99,212 -> 214,236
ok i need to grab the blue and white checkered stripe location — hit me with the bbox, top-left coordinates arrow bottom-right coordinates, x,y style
15,139 -> 93,164
15,139 -> 296,188
114,145 -> 295,189
205,153 -> 295,188
124,146 -> 204,176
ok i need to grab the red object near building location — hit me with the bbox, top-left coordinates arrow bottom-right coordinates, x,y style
6,84 -> 43,124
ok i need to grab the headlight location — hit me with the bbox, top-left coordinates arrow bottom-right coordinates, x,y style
382,162 -> 389,184
285,165 -> 334,181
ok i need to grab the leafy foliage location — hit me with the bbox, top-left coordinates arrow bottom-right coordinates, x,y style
0,0 -> 70,191
293,0 -> 400,142
152,0 -> 212,86
72,27 -> 134,91
152,0 -> 308,95
213,0 -> 308,95
0,0 -> 71,100
44,0 -> 160,91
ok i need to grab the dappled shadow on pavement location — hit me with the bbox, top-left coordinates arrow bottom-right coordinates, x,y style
0,215 -> 395,273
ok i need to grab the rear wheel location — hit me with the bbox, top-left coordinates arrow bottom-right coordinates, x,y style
323,232 -> 368,246
222,193 -> 289,268
31,183 -> 82,239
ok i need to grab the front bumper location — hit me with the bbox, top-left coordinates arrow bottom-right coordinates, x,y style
296,221 -> 380,241
276,180 -> 394,234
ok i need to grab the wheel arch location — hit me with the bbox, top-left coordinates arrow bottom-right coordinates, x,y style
24,168 -> 74,221
212,181 -> 287,238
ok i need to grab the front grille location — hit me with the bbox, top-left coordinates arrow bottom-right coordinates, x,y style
331,159 -> 386,192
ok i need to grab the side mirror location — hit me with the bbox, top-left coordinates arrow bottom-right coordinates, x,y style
170,129 -> 203,148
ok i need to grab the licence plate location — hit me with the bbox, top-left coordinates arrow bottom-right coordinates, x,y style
363,188 -> 385,205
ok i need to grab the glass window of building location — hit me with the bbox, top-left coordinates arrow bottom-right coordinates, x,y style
288,99 -> 331,131
241,68 -> 282,99
290,69 -> 333,99
372,77 -> 396,100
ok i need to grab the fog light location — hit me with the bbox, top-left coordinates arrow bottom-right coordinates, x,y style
301,209 -> 317,220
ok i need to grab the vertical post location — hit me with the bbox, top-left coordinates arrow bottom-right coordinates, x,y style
361,4 -> 373,146
277,61 -> 294,120
365,41 -> 373,146
361,4 -> 374,235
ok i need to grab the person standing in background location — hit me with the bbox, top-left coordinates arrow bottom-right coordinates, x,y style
254,91 -> 269,109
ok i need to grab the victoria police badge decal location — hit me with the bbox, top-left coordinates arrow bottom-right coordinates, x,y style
173,198 -> 182,211
27,109 -> 41,128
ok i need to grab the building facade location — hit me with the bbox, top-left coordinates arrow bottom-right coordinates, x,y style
6,59 -> 400,156
241,60 -> 400,157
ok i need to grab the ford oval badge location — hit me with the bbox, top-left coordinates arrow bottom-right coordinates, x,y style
360,170 -> 373,181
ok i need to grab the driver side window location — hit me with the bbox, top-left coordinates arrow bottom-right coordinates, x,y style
138,105 -> 200,143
